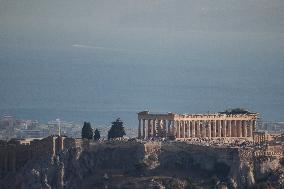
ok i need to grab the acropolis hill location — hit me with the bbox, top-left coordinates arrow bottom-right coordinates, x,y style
0,109 -> 283,189
0,134 -> 284,189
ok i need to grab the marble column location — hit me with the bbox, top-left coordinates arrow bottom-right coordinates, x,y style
233,120 -> 238,137
223,120 -> 226,137
183,121 -> 187,138
147,120 -> 151,138
252,120 -> 256,131
144,119 -> 148,139
178,121 -> 182,138
251,120 -> 254,137
243,121 -> 247,138
230,120 -> 234,137
248,120 -> 253,137
220,120 -> 223,137
138,119 -> 141,138
153,119 -> 156,137
208,121 -> 211,138
172,120 -> 176,137
142,119 -> 146,139
200,121 -> 203,137
192,121 -> 196,138
212,121 -> 216,137
227,120 -> 231,137
183,121 -> 186,138
183,121 -> 186,139
217,120 -> 221,137
188,121 -> 191,138
176,121 -> 180,138
235,120 -> 239,137
246,120 -> 249,137
196,121 -> 200,137
240,120 -> 243,137
202,121 -> 206,138
149,119 -> 152,137
180,121 -> 183,138
203,121 -> 207,138
199,121 -> 202,137
181,121 -> 184,138
194,121 -> 197,137
178,121 -> 181,138
162,120 -> 165,136
237,121 -> 242,137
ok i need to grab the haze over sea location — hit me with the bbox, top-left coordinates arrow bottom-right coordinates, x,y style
0,0 -> 284,127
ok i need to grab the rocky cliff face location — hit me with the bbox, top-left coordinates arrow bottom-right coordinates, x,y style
0,140 -> 283,189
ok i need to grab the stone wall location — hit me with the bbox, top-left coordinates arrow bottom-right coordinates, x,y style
0,136 -> 82,178
0,141 -> 30,177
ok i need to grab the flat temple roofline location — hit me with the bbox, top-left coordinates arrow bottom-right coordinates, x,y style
138,111 -> 258,120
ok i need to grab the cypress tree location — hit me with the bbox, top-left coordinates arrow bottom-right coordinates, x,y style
81,122 -> 93,139
94,129 -> 101,141
108,118 -> 126,140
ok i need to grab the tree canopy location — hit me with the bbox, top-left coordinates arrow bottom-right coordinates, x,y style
108,118 -> 126,140
93,129 -> 101,141
221,108 -> 252,115
81,122 -> 93,139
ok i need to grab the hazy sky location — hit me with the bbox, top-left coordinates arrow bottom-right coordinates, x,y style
0,0 -> 284,122
1,0 -> 284,50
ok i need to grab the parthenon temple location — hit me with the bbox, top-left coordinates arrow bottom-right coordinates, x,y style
137,110 -> 258,140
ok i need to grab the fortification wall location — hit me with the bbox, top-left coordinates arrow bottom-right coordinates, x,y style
0,142 -> 30,177
0,136 -> 82,178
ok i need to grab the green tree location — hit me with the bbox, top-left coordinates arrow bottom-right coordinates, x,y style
93,129 -> 101,141
81,122 -> 93,139
108,118 -> 126,140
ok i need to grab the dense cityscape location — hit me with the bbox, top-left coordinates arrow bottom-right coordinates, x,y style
0,115 -> 137,140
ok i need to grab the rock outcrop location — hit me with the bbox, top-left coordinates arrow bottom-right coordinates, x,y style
0,137 -> 283,189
